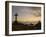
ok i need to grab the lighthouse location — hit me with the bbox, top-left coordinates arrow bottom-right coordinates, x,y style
14,13 -> 18,23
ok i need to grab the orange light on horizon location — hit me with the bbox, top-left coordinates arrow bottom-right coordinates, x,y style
17,16 -> 41,22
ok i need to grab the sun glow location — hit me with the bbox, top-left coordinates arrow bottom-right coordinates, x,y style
17,16 -> 41,22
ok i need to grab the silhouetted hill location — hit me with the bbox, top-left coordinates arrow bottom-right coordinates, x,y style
12,21 -> 24,26
34,21 -> 41,29
12,21 -> 41,31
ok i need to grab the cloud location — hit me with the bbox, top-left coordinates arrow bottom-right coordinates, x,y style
12,6 -> 41,24
12,6 -> 41,16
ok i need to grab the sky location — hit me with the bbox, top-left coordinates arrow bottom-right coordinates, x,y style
12,6 -> 41,24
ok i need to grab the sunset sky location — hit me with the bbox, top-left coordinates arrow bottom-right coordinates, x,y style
12,6 -> 41,24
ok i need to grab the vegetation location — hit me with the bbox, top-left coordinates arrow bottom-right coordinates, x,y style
12,21 -> 41,31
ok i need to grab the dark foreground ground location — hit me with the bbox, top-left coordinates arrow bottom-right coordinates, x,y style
12,21 -> 41,31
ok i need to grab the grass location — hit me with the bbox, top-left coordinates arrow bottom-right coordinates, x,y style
12,21 -> 41,31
